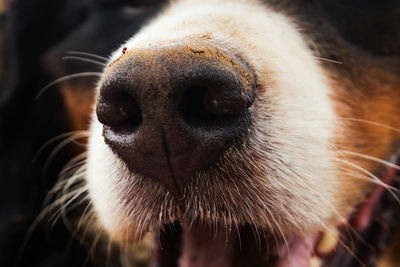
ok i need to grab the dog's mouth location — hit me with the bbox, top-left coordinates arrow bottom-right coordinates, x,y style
153,221 -> 319,267
144,165 -> 400,267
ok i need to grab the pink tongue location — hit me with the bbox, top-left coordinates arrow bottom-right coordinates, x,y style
177,220 -> 318,267
179,222 -> 236,267
270,234 -> 318,267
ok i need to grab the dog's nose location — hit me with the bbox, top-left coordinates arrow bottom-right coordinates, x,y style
96,44 -> 256,197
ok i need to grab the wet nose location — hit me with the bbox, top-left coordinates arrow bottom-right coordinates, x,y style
96,43 -> 256,198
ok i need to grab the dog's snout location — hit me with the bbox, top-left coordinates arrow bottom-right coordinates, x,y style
96,44 -> 256,197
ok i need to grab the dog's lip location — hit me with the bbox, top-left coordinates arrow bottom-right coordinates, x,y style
152,221 -> 321,267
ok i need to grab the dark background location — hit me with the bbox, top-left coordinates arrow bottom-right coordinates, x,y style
0,1 -> 164,266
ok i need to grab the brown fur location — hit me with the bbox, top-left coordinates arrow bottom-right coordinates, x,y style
328,56 -> 400,214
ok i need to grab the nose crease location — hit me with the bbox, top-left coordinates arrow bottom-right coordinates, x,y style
160,129 -> 183,199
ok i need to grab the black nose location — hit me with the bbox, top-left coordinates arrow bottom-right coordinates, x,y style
96,43 -> 256,198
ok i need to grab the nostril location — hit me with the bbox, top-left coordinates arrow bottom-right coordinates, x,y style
180,80 -> 255,128
180,85 -> 221,126
96,90 -> 142,134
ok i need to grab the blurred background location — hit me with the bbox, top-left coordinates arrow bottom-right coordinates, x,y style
0,0 -> 165,266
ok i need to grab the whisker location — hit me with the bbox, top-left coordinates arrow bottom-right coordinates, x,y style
44,163 -> 86,207
314,56 -> 342,65
330,212 -> 371,265
77,201 -> 94,230
51,187 -> 88,226
106,237 -> 113,267
341,150 -> 400,171
335,158 -> 399,192
45,166 -> 85,205
336,237 -> 366,267
59,151 -> 88,172
337,117 -> 400,134
339,168 -> 394,188
334,158 -> 400,205
327,140 -> 350,163
81,212 -> 100,248
48,175 -> 87,211
18,179 -> 87,261
33,131 -> 88,163
89,220 -> 104,260
42,132 -> 89,178
58,154 -> 87,177
62,56 -> 107,67
68,51 -> 108,61
35,72 -> 102,100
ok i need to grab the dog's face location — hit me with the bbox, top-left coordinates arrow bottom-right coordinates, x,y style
68,0 -> 400,266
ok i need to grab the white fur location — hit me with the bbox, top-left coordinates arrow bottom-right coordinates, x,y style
87,0 -> 339,240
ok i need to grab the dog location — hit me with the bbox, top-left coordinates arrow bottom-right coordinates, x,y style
3,0 -> 400,266
66,0 -> 400,266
